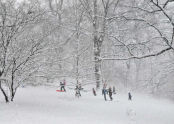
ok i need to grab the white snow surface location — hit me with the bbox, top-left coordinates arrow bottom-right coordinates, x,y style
1,86 -> 174,124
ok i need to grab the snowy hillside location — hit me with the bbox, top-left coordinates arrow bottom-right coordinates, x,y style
1,86 -> 174,124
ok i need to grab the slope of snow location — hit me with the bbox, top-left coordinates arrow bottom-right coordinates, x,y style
0,86 -> 174,124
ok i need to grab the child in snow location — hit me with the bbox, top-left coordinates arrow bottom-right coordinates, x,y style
108,87 -> 113,101
92,88 -> 96,96
102,83 -> 107,101
75,85 -> 81,98
128,92 -> 132,101
102,88 -> 107,101
60,81 -> 66,92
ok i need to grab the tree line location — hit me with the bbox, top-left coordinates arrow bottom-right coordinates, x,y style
0,0 -> 174,102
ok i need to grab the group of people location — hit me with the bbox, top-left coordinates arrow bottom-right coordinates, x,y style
101,83 -> 132,101
101,83 -> 116,101
59,80 -> 132,101
59,80 -> 83,98
75,84 -> 83,98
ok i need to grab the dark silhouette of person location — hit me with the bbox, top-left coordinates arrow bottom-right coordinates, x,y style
92,88 -> 96,96
128,92 -> 132,101
60,81 -> 66,91
102,88 -> 107,101
113,86 -> 116,94
75,85 -> 81,97
108,87 -> 113,101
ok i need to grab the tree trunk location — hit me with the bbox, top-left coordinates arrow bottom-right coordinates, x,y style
0,81 -> 9,103
94,37 -> 102,89
93,0 -> 102,89
11,91 -> 16,102
92,0 -> 109,89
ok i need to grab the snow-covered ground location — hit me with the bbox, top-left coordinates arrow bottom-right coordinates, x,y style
1,86 -> 174,124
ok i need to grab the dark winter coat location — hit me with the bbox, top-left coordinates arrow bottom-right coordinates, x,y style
108,88 -> 112,96
128,92 -> 132,100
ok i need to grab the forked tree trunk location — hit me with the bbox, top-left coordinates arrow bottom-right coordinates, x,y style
0,81 -> 9,103
11,90 -> 16,102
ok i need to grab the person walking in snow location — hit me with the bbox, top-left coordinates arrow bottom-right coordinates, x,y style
113,86 -> 116,94
60,81 -> 66,92
108,87 -> 113,101
128,92 -> 132,101
63,79 -> 66,91
92,88 -> 96,96
102,83 -> 107,101
75,85 -> 81,97
102,88 -> 107,101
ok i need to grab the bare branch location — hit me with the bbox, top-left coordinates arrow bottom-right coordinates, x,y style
109,35 -> 134,56
102,47 -> 172,60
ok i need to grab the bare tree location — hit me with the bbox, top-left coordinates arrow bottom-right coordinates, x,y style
102,0 -> 174,61
79,0 -> 116,89
0,0 -> 45,102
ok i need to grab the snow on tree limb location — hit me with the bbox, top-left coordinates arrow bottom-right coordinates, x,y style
102,47 -> 172,60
